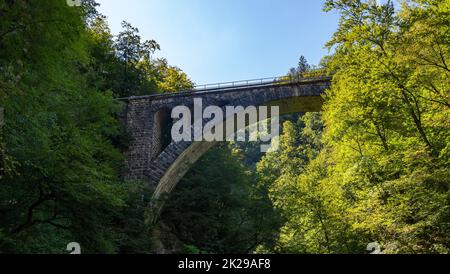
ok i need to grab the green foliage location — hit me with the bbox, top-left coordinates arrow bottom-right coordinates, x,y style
84,17 -> 193,98
0,0 -> 122,253
322,0 -> 449,253
150,58 -> 194,93
0,0 -> 190,254
161,144 -> 281,254
1,0 -> 448,254
258,0 -> 449,254
258,113 -> 365,253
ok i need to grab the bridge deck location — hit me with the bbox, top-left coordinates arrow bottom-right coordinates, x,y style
119,75 -> 332,101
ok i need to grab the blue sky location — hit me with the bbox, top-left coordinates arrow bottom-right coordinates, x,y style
96,0 -> 340,85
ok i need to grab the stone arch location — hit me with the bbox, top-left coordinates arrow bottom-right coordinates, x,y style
151,94 -> 325,204
119,77 -> 333,221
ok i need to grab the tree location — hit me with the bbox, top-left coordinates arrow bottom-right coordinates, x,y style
161,144 -> 281,254
288,55 -> 311,77
257,113 -> 365,253
257,0 -> 449,252
320,0 -> 449,253
0,0 -> 162,254
297,55 -> 311,73
147,58 -> 194,93
0,0 -> 130,253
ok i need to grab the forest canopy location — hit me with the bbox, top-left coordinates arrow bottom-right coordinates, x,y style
0,0 -> 449,254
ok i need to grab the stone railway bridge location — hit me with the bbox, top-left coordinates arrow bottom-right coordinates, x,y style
120,75 -> 331,203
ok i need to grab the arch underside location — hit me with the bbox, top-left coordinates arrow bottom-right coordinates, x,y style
151,95 -> 324,200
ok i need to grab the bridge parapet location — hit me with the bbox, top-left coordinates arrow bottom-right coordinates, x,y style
119,74 -> 331,102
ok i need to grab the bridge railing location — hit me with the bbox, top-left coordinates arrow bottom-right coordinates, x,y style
192,76 -> 284,91
189,68 -> 329,92
118,70 -> 331,100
